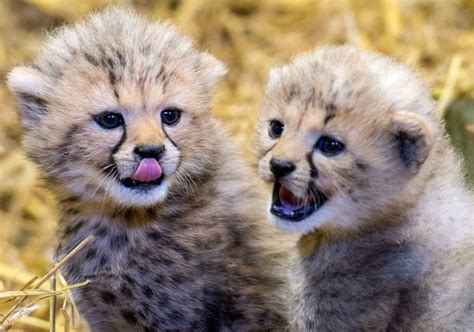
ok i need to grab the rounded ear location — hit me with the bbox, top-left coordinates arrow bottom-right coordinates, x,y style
7,66 -> 50,131
199,53 -> 227,90
392,112 -> 434,172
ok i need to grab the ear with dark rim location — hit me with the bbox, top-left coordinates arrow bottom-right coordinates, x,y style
199,53 -> 227,90
392,112 -> 434,172
7,66 -> 50,131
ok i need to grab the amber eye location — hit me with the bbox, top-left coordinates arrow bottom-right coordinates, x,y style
316,136 -> 344,156
268,120 -> 284,139
94,112 -> 124,129
161,107 -> 182,126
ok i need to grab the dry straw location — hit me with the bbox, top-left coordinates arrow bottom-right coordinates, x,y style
1,0 -> 472,330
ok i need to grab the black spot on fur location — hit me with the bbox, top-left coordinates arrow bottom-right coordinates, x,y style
138,265 -> 148,274
171,272 -> 188,284
286,84 -> 300,103
356,160 -> 368,171
57,124 -> 80,166
141,301 -> 152,314
116,51 -> 126,67
171,242 -> 192,261
146,208 -> 157,219
146,230 -> 162,241
59,196 -> 81,204
121,309 -> 138,324
157,292 -> 170,306
142,285 -> 154,298
123,208 -> 134,221
120,284 -> 133,298
100,290 -> 117,304
138,310 -> 147,320
64,220 -> 85,236
203,288 -> 234,331
227,221 -> 245,248
169,309 -> 185,322
99,254 -> 109,266
94,225 -> 108,237
85,248 -> 96,260
128,257 -> 138,266
304,87 -> 316,109
324,112 -> 336,125
327,102 -> 336,112
66,207 -> 80,215
155,65 -> 165,82
111,232 -> 129,250
84,53 -> 99,67
306,152 -> 318,178
123,274 -> 136,285
107,66 -> 119,99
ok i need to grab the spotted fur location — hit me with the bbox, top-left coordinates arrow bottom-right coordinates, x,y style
256,45 -> 474,330
8,8 -> 291,331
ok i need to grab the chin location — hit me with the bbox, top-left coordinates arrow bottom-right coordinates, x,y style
108,177 -> 171,207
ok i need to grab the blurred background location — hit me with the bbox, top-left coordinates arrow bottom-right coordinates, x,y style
0,0 -> 473,330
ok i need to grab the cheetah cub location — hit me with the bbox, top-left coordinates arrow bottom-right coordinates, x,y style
8,9 -> 289,331
256,46 -> 474,331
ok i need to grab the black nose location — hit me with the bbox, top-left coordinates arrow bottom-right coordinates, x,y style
134,145 -> 165,160
269,158 -> 296,178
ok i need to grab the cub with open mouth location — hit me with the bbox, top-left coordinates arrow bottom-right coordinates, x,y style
255,45 -> 474,330
8,8 -> 289,331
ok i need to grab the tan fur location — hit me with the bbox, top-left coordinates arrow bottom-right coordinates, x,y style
8,8 -> 291,331
256,45 -> 474,331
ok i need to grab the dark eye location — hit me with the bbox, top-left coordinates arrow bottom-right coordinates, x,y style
94,112 -> 124,129
161,107 -> 182,126
316,136 -> 344,156
268,120 -> 284,139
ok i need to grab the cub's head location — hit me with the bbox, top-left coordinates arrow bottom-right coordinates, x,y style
7,8 -> 226,207
256,46 -> 438,234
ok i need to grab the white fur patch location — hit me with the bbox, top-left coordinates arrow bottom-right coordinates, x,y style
7,66 -> 49,97
109,178 -> 171,207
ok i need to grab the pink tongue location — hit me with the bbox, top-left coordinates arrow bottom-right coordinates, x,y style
130,158 -> 162,182
279,186 -> 307,209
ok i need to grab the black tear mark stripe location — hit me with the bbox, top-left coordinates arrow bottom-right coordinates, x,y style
161,125 -> 177,148
260,141 -> 278,160
306,151 -> 318,178
102,123 -> 127,178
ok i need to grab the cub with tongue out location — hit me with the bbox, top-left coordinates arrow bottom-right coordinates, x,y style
256,45 -> 474,331
7,9 -> 290,331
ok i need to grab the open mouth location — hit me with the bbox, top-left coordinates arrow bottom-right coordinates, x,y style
121,173 -> 164,189
270,182 -> 327,222
120,158 -> 164,189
